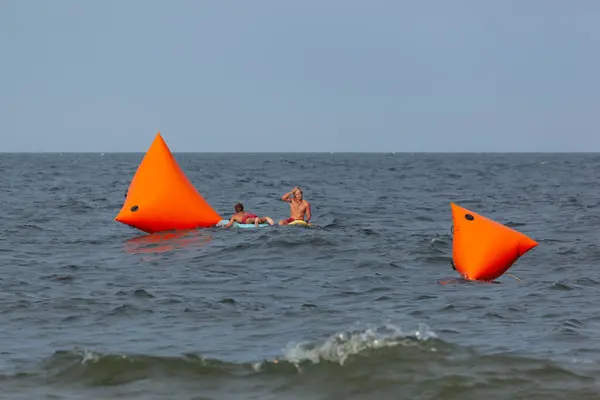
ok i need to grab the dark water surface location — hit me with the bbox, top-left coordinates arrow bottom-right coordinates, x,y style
1,152 -> 600,399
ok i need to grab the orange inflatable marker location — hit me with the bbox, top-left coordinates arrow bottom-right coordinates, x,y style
115,132 -> 222,234
450,202 -> 538,281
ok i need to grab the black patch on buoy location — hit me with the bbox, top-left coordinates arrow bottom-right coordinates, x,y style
465,213 -> 474,221
130,205 -> 139,212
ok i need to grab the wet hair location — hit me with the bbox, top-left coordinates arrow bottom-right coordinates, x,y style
235,203 -> 244,212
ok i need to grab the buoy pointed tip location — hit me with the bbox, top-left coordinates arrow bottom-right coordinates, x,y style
450,202 -> 468,213
519,235 -> 539,254
151,131 -> 165,144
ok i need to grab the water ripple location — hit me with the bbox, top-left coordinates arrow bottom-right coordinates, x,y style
1,152 -> 600,399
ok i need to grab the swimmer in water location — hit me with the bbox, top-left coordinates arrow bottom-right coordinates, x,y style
225,203 -> 274,227
278,187 -> 311,225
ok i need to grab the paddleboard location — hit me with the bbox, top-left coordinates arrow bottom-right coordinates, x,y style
288,220 -> 312,228
216,219 -> 313,228
217,220 -> 270,228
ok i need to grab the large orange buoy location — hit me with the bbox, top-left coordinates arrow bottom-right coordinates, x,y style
450,202 -> 538,281
115,132 -> 222,234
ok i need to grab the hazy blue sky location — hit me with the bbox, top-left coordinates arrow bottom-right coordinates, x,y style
1,1 -> 599,152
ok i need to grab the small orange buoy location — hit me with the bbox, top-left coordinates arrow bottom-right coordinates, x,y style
115,132 -> 222,233
450,202 -> 538,281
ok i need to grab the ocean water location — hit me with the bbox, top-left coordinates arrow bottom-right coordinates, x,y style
1,152 -> 600,400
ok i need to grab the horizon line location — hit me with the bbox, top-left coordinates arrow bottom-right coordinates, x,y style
1,150 -> 600,155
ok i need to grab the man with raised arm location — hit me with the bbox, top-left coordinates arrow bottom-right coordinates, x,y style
278,187 -> 311,225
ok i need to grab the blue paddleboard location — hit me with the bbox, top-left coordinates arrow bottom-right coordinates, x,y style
217,220 -> 270,228
216,219 -> 313,229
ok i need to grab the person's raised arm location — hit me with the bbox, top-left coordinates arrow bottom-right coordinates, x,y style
281,187 -> 297,202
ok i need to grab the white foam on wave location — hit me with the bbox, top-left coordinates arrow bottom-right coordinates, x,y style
278,322 -> 437,367
80,349 -> 100,364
